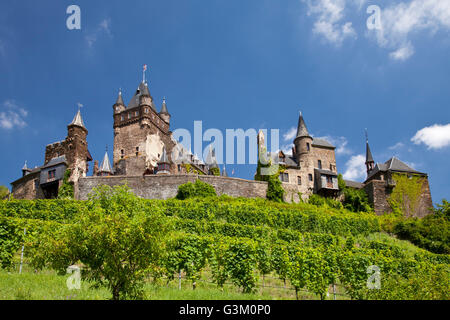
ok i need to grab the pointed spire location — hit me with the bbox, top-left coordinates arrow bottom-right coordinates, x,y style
160,96 -> 169,114
221,165 -> 228,177
295,111 -> 310,139
365,129 -> 374,163
69,109 -> 85,128
115,88 -> 124,106
99,149 -> 112,174
158,147 -> 169,164
22,160 -> 28,170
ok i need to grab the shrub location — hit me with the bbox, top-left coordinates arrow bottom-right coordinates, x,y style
176,180 -> 217,200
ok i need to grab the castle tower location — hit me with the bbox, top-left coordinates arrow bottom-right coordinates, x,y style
159,97 -> 171,124
66,109 -> 90,184
293,112 -> 313,167
365,131 -> 375,175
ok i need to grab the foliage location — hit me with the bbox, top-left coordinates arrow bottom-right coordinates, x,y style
387,173 -> 426,216
266,175 -> 285,203
254,146 -> 284,203
393,200 -> 450,254
0,186 -> 9,200
57,169 -> 74,199
29,185 -> 172,300
337,174 -> 372,213
209,167 -> 220,176
308,194 -> 343,210
176,179 -> 217,200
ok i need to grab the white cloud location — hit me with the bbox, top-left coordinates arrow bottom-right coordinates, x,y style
411,123 -> 450,149
86,18 -> 112,48
342,154 -> 366,181
303,0 -> 358,46
0,100 -> 28,130
369,0 -> 450,60
283,127 -> 297,141
388,142 -> 405,150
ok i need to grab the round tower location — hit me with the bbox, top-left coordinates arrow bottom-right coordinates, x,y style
293,112 -> 313,167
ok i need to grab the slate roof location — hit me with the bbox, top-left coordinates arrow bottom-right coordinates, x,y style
366,141 -> 374,163
115,91 -> 124,105
160,97 -> 169,114
42,155 -> 67,169
314,168 -> 338,176
99,151 -> 113,173
366,157 -> 425,181
345,180 -> 364,189
312,138 -> 335,149
295,112 -> 310,139
69,110 -> 85,128
128,82 -> 156,111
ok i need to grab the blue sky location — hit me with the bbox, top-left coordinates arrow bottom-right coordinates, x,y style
0,0 -> 449,203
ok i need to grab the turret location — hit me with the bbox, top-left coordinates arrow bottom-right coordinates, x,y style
22,161 -> 31,177
365,130 -> 375,175
159,97 -> 171,124
66,109 -> 90,182
98,149 -> 113,176
293,112 -> 313,165
157,147 -> 171,174
113,89 -> 125,114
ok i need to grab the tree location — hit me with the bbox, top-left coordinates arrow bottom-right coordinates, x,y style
176,179 -> 217,200
31,185 -> 172,300
0,185 -> 9,200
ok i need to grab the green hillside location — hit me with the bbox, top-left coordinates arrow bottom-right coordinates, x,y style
0,185 -> 448,300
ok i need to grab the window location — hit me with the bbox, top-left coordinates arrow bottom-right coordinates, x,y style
279,172 -> 289,183
121,149 -> 124,159
135,111 -> 139,117
128,113 -> 131,119
145,108 -> 148,114
120,115 -> 124,121
178,164 -> 181,172
297,176 -> 302,185
34,179 -> 39,190
308,174 -> 313,182
306,143 -> 310,151
48,170 -> 56,180
318,160 -> 322,169
326,176 -> 332,183
136,146 -> 139,156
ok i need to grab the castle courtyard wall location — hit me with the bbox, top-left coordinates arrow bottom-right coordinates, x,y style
77,175 -> 268,200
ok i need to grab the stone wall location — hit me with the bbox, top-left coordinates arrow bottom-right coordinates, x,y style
364,178 -> 433,217
11,171 -> 44,200
77,175 -> 268,200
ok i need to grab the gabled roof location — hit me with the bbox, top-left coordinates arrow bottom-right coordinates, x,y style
385,157 -> 422,174
99,151 -> 112,173
69,110 -> 85,128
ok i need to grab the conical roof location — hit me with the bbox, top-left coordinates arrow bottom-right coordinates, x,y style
295,112 -> 310,139
99,151 -> 112,173
69,110 -> 85,128
22,160 -> 28,170
160,97 -> 169,114
158,147 -> 169,164
115,90 -> 124,105
221,166 -> 228,177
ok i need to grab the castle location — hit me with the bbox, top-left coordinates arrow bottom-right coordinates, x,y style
10,72 -> 433,217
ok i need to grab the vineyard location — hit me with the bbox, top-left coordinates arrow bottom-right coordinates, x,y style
0,185 -> 449,300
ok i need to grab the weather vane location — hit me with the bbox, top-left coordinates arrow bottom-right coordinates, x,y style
143,64 -> 148,83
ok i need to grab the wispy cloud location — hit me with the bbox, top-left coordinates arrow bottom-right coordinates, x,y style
283,127 -> 297,141
0,100 -> 28,130
85,18 -> 112,48
368,0 -> 450,61
411,123 -> 450,149
388,142 -> 405,150
342,154 -> 366,181
302,0 -> 358,46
